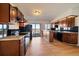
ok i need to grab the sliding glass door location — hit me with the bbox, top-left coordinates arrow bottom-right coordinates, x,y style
31,24 -> 41,37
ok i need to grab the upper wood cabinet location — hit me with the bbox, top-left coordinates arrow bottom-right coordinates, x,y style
10,6 -> 18,20
59,19 -> 67,27
0,3 -> 10,23
66,17 -> 75,27
52,15 -> 77,27
0,3 -> 26,23
18,10 -> 24,19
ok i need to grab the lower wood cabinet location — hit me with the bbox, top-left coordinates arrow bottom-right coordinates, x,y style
62,33 -> 69,43
49,31 -> 55,42
20,38 -> 25,56
0,36 -> 30,56
0,40 -> 20,56
68,33 -> 78,44
62,32 -> 78,44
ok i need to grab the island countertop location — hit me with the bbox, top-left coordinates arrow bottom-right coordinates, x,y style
50,30 -> 78,34
0,35 -> 25,41
0,34 -> 31,56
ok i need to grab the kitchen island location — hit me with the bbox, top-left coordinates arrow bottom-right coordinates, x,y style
0,35 -> 31,56
49,30 -> 78,44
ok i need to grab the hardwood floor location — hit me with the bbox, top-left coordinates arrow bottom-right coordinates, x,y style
26,37 -> 79,56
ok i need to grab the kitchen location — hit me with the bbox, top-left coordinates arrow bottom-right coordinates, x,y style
0,3 -> 79,56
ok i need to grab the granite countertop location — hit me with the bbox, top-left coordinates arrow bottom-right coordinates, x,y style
50,30 -> 78,34
0,31 -> 31,41
60,31 -> 78,34
0,35 -> 24,41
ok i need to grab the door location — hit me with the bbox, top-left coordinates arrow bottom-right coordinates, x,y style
31,24 -> 41,37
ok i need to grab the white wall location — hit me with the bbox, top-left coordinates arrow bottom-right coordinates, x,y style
75,16 -> 79,26
75,17 -> 79,46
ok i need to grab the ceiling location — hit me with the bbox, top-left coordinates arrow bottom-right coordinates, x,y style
12,3 -> 79,22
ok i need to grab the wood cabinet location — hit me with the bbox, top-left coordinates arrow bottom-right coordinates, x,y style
0,36 -> 30,56
10,6 -> 18,20
0,3 -> 27,24
62,33 -> 70,43
20,37 -> 25,56
49,31 -> 55,42
52,15 -> 77,27
62,32 -> 78,44
66,17 -> 75,27
18,10 -> 24,19
68,33 -> 78,44
0,3 -> 10,23
59,17 -> 75,27
0,40 -> 20,56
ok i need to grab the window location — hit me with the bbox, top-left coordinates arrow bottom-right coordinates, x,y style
3,24 -> 7,37
36,24 -> 40,29
31,24 -> 40,29
0,24 -> 7,38
31,24 -> 41,37
32,24 -> 35,29
45,24 -> 51,30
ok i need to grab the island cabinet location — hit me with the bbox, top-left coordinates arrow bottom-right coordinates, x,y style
49,31 -> 55,42
0,36 -> 30,56
62,32 -> 78,44
0,3 -> 10,23
0,40 -> 20,56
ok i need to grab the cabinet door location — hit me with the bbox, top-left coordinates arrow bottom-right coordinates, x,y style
49,31 -> 54,42
10,6 -> 18,20
0,40 -> 19,56
62,33 -> 68,42
0,3 -> 10,23
69,33 -> 78,44
66,17 -> 75,27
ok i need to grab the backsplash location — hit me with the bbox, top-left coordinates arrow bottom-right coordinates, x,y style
51,25 -> 78,32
